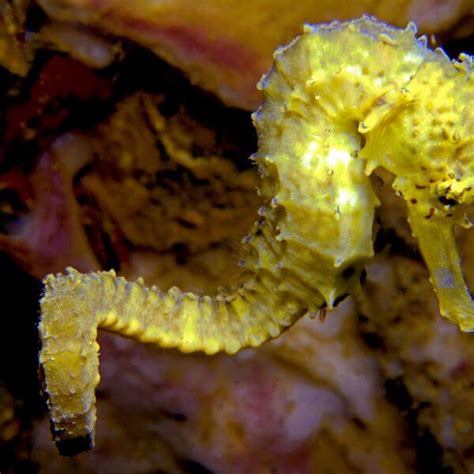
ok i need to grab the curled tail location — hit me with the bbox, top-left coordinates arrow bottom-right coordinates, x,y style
39,263 -> 308,454
39,15 -> 474,455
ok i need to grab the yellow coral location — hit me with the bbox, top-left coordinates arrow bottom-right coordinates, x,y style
39,16 -> 474,455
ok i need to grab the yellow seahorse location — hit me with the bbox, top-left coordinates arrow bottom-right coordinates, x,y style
39,16 -> 474,455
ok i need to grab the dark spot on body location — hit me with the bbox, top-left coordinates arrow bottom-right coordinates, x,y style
424,208 -> 435,219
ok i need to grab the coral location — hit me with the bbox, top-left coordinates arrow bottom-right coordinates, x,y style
0,0 -> 32,76
38,17 -> 474,454
0,134 -> 100,277
83,92 -> 261,254
357,253 -> 474,472
37,0 -> 474,109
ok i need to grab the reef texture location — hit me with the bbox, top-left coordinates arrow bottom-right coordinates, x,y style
83,92 -> 260,255
38,17 -> 474,454
0,68 -> 259,279
0,0 -> 32,76
37,0 -> 474,109
358,252 -> 474,472
0,135 -> 101,277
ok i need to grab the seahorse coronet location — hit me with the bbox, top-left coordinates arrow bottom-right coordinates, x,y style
38,16 -> 474,455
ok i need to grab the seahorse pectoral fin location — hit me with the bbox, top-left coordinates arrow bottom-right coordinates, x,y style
39,270 -> 101,456
406,207 -> 474,331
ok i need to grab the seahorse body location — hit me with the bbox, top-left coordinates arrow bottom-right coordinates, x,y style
39,16 -> 474,455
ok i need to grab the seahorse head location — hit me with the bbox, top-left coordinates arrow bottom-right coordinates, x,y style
360,49 -> 474,225
255,16 -> 474,328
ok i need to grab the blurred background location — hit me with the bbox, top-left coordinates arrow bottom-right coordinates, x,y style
0,1 -> 474,472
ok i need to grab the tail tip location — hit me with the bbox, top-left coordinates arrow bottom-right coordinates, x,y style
55,433 -> 93,457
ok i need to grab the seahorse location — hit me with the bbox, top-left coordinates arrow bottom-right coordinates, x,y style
39,16 -> 474,455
